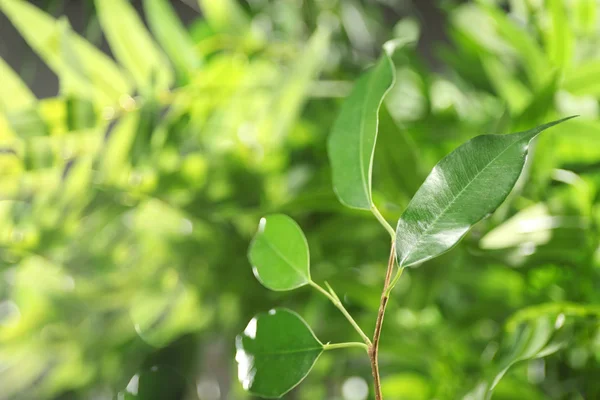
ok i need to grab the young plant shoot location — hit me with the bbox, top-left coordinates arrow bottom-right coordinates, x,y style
236,40 -> 574,399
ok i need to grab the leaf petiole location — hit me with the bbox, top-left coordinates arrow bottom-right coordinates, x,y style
385,266 -> 404,297
370,204 -> 396,239
309,281 -> 373,346
323,342 -> 369,352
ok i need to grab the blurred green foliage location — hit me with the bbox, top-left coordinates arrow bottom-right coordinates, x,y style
0,0 -> 599,399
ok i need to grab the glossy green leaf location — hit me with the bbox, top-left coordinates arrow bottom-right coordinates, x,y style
235,308 -> 323,398
248,214 -> 310,291
143,0 -> 201,82
95,0 -> 173,91
328,41 -> 409,210
395,117 -> 573,267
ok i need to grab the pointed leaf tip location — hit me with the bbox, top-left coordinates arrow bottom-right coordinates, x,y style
395,118 -> 572,268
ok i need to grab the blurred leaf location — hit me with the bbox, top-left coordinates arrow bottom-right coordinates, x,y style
235,309 -> 323,398
481,4 -> 549,88
395,118 -> 572,267
551,118 -> 600,164
0,57 -> 35,112
564,60 -> 600,96
574,0 -> 597,35
95,0 -> 173,92
248,214 -> 311,291
481,56 -> 531,113
543,0 -> 574,70
480,204 -> 554,249
143,0 -> 201,83
0,0 -> 131,106
381,373 -> 430,400
198,0 -> 250,34
258,25 -> 330,148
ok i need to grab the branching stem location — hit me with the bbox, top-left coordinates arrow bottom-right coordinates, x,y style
370,205 -> 396,239
369,240 -> 396,400
310,281 -> 372,347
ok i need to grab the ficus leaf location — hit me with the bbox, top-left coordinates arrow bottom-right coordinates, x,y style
235,308 -> 323,398
395,117 -> 575,268
248,214 -> 310,291
328,40 -> 409,210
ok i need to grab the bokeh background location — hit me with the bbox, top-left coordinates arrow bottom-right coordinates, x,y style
1,0 -> 599,399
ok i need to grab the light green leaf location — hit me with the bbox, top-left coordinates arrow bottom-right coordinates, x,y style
235,308 -> 323,398
481,4 -> 549,89
143,0 -> 201,82
198,0 -> 250,34
395,117 -> 574,268
248,214 -> 310,291
95,0 -> 173,91
0,58 -> 36,112
543,0 -> 574,70
0,0 -> 131,106
328,40 -> 408,210
563,61 -> 600,96
258,25 -> 330,147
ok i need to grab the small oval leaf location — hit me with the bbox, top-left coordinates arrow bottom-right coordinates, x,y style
328,41 -> 407,210
248,214 -> 310,291
395,117 -> 574,268
235,308 -> 323,398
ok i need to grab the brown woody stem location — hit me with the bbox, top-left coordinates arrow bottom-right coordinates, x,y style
369,240 -> 396,400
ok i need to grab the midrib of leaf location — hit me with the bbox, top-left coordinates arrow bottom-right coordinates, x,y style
358,58 -> 393,206
262,240 -> 308,280
357,72 -> 375,204
399,133 -> 531,266
253,346 -> 323,356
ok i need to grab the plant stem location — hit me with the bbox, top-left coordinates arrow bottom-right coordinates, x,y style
310,281 -> 372,346
323,342 -> 369,352
370,205 -> 396,239
385,265 -> 404,297
369,241 -> 396,400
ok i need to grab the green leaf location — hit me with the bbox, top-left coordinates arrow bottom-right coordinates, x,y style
143,0 -> 202,83
248,214 -> 310,291
395,117 -> 574,268
0,0 -> 131,106
543,0 -> 574,70
235,308 -> 323,398
563,60 -> 600,96
198,0 -> 250,34
258,25 -> 330,148
95,0 -> 173,91
328,41 -> 407,210
0,58 -> 36,112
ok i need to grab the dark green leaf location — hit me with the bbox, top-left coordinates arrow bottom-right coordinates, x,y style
235,309 -> 323,398
395,117 -> 574,267
248,214 -> 310,291
328,41 -> 408,210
